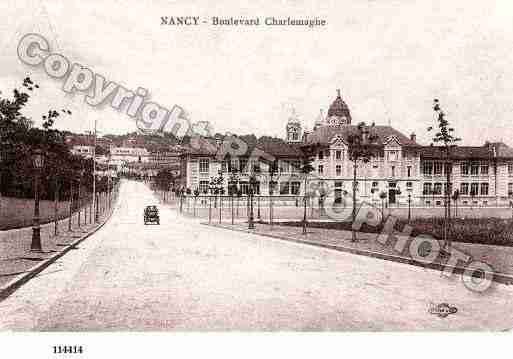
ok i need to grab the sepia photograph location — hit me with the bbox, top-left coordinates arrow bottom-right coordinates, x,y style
1,0 -> 513,357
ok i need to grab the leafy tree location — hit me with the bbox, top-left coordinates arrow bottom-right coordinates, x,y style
300,153 -> 315,235
428,99 -> 461,249
347,122 -> 379,241
0,77 -> 81,200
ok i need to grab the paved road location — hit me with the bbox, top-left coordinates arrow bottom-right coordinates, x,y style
1,180 -> 513,330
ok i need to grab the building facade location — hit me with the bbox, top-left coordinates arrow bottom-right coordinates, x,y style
180,90 -> 513,207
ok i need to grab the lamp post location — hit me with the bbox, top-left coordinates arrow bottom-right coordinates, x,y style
95,173 -> 100,223
407,193 -> 412,222
68,176 -> 74,231
0,143 -> 6,219
31,149 -> 45,252
248,173 -> 257,229
77,169 -> 84,228
208,185 -> 213,224
53,175 -> 61,236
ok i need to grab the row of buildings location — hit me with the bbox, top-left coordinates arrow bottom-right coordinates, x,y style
179,90 -> 513,207
66,135 -> 182,177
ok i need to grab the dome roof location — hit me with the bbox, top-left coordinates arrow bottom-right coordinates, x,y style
327,89 -> 351,120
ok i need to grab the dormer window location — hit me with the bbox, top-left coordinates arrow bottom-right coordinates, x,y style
387,150 -> 398,161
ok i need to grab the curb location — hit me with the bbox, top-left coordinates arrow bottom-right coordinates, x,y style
0,201 -> 118,302
203,223 -> 513,287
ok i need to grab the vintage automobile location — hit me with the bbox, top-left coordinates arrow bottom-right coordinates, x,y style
144,205 -> 160,225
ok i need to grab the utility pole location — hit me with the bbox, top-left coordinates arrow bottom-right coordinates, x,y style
93,118 -> 99,223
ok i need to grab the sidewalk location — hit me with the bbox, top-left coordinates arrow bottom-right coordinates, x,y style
0,200 -> 117,297
206,221 -> 513,284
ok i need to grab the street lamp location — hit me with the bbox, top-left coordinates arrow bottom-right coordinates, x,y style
31,149 -> 45,252
407,193 -> 412,222
248,173 -> 258,229
77,169 -> 84,228
0,144 -> 6,218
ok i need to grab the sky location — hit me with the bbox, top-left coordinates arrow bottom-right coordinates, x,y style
1,0 -> 513,146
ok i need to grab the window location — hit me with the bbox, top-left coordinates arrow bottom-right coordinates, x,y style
434,183 -> 442,195
252,159 -> 261,173
240,158 -> 248,173
508,164 -> 513,176
252,182 -> 261,195
481,164 -> 489,176
335,181 -> 343,188
423,162 -> 433,176
291,182 -> 301,195
480,183 -> 489,196
388,151 -> 398,161
231,158 -> 239,172
280,161 -> 290,173
199,180 -> 209,194
318,151 -> 324,160
460,183 -> 469,195
406,181 -> 412,189
470,183 -> 479,196
471,163 -> 479,176
269,181 -> 278,194
199,159 -> 209,173
221,160 -> 229,173
509,183 -> 513,196
325,150 -> 330,158
280,182 -> 290,195
391,166 -> 395,178
291,160 -> 300,173
407,166 -> 411,177
461,163 -> 469,176
434,162 -> 443,175
336,165 -> 342,176
372,181 -> 379,188
335,150 -> 342,160
238,181 -> 248,195
318,165 -> 324,175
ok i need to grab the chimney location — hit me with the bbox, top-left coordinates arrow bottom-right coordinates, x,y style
410,133 -> 416,142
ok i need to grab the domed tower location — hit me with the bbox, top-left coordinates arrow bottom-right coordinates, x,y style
326,89 -> 352,126
286,108 -> 302,143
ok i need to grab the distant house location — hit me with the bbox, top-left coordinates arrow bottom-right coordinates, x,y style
70,145 -> 94,158
110,147 -> 150,163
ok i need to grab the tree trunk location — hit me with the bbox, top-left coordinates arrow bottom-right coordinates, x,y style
445,156 -> 452,250
303,177 -> 307,234
352,160 -> 357,242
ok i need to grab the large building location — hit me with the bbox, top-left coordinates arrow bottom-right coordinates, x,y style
180,90 -> 513,207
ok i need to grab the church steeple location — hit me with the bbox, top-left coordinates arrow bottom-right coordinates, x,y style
286,107 -> 302,143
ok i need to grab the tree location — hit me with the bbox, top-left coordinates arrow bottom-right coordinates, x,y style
0,76 -> 78,200
379,191 -> 387,221
347,122 -> 379,241
300,154 -> 315,235
209,173 -> 224,208
452,189 -> 460,218
267,160 -> 279,227
428,99 -> 461,250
